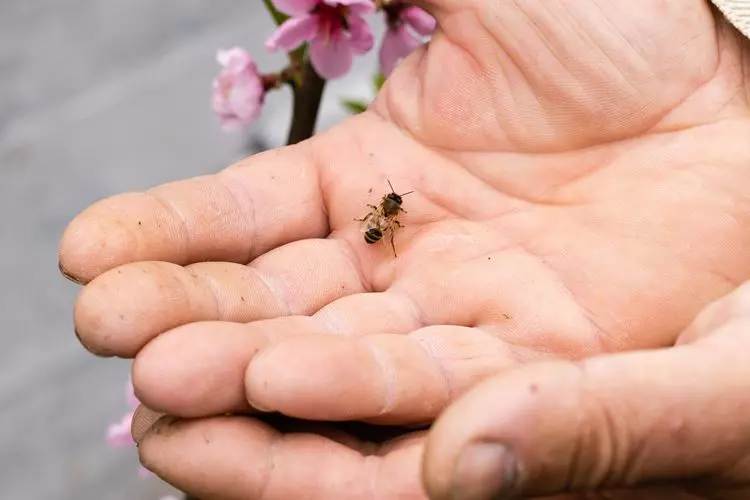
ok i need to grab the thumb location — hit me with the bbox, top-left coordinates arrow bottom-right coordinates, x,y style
422,319 -> 750,498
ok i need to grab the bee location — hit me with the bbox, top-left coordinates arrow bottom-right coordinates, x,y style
354,180 -> 414,257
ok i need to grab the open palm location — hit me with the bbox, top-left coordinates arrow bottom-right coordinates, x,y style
60,0 -> 750,498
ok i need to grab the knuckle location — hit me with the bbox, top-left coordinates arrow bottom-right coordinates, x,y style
566,361 -> 641,489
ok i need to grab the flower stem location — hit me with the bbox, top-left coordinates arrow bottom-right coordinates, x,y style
262,0 -> 288,25
286,61 -> 326,145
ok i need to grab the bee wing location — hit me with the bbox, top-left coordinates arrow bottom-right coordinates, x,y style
360,211 -> 384,233
358,211 -> 373,232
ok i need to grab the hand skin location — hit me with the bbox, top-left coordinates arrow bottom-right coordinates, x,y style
58,0 -> 750,498
423,280 -> 750,500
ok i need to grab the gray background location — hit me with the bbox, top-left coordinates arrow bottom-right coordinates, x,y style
0,2 -> 383,498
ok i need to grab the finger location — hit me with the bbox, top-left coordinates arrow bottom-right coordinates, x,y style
132,293 -> 424,417
59,145 -> 328,284
677,281 -> 750,345
138,415 -> 428,500
74,238 -> 364,357
132,317 -> 329,416
312,291 -> 423,335
422,320 -> 750,500
245,326 -> 517,425
536,489 -> 710,500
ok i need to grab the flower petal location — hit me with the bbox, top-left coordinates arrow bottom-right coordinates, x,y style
265,14 -> 319,52
228,74 -> 264,122
347,14 -> 375,54
272,0 -> 318,16
401,7 -> 437,36
211,48 -> 266,131
309,35 -> 354,79
402,6 -> 436,36
211,76 -> 233,115
329,0 -> 376,15
216,47 -> 255,73
379,25 -> 420,76
218,115 -> 245,132
106,411 -> 135,447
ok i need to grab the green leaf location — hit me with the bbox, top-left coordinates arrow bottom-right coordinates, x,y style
341,99 -> 369,115
372,72 -> 386,91
262,0 -> 288,25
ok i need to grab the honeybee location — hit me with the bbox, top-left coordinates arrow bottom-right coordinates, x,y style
355,180 -> 414,257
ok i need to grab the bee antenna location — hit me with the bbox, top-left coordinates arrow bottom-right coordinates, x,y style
387,179 -> 395,193
400,190 -> 415,197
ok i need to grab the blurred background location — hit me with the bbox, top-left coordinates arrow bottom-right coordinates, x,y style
0,1 -> 383,498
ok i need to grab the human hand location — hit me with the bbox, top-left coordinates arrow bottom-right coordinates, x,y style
58,0 -> 750,497
423,279 -> 750,500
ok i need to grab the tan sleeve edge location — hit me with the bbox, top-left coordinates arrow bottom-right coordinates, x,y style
711,0 -> 750,39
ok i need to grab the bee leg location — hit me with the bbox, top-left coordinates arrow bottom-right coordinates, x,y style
367,204 -> 379,210
389,230 -> 398,258
394,220 -> 405,228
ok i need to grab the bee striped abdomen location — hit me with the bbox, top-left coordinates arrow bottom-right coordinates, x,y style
356,180 -> 414,257
364,228 -> 383,244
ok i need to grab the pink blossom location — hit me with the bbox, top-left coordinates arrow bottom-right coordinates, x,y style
211,47 -> 265,131
266,0 -> 376,79
106,378 -> 151,476
379,4 -> 436,76
106,411 -> 135,447
106,379 -> 139,448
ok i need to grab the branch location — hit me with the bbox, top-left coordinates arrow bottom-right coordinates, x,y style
286,61 -> 327,145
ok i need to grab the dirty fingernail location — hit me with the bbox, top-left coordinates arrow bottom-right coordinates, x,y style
451,442 -> 519,500
59,260 -> 86,285
131,405 -> 170,444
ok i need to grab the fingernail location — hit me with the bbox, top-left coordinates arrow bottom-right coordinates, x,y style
246,395 -> 273,413
451,442 -> 519,500
150,414 -> 179,434
58,260 -> 86,285
131,405 -> 172,444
